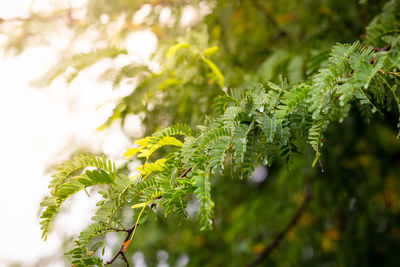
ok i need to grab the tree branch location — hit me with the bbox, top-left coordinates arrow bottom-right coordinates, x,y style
379,70 -> 400,78
369,44 -> 392,64
120,252 -> 129,267
104,225 -> 136,266
247,181 -> 313,267
105,227 -> 129,232
372,44 -> 391,52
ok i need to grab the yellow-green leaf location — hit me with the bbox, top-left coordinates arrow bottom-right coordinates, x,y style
134,137 -> 153,147
166,42 -> 190,59
123,147 -> 142,158
157,136 -> 183,147
135,158 -> 167,176
202,57 -> 224,87
158,77 -> 181,91
142,136 -> 183,159
131,202 -> 147,209
154,158 -> 167,165
204,46 -> 218,56
137,148 -> 151,158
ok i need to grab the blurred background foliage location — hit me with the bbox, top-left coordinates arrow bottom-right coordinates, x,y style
2,0 -> 400,266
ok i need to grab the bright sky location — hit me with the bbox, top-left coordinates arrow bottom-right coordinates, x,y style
0,1 -> 157,266
0,45 -> 133,266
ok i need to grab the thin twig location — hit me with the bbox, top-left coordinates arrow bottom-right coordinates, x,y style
225,143 -> 234,152
372,44 -> 391,52
105,227 -> 129,232
179,167 -> 192,178
318,158 -> 325,173
104,225 -> 136,266
120,252 -> 129,267
379,70 -> 400,78
247,181 -> 313,267
369,44 -> 392,64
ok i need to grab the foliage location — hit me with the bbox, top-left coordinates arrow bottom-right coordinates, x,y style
2,0 -> 400,266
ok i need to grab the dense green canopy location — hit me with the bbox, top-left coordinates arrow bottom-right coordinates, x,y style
3,0 -> 400,266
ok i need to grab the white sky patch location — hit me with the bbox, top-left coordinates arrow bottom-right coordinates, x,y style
133,4 -> 152,24
0,1 -> 160,266
53,191 -> 103,237
0,44 -> 132,265
123,114 -> 145,137
199,1 -> 214,16
32,0 -> 87,15
72,6 -> 87,21
133,251 -> 147,267
0,0 -> 87,18
0,48 -> 67,265
0,12 -> 130,267
70,27 -> 100,54
0,0 -> 32,18
100,13 -> 110,25
159,7 -> 172,24
107,12 -> 128,35
179,5 -> 198,28
159,7 -> 175,27
125,30 -> 158,63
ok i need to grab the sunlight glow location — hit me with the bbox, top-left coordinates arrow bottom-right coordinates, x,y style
0,1 -> 150,265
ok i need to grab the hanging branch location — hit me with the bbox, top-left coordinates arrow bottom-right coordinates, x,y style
247,181 -> 313,267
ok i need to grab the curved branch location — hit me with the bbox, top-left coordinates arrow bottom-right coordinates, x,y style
247,181 -> 313,267
372,44 -> 391,52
